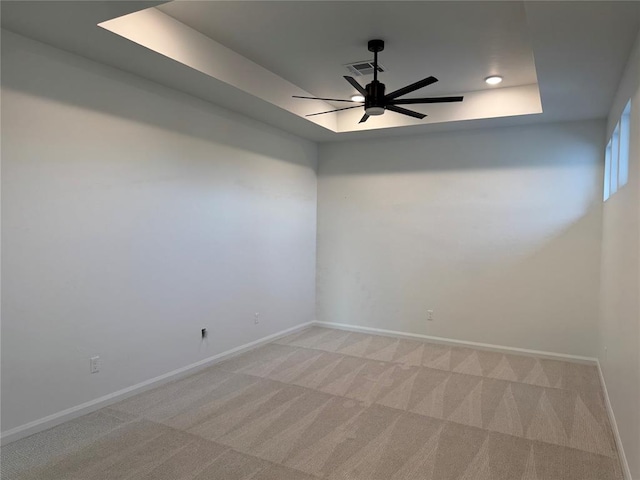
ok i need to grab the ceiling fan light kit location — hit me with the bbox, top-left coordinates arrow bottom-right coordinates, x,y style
293,39 -> 464,124
366,106 -> 385,116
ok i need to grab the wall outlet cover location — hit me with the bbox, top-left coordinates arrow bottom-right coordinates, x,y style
90,356 -> 100,374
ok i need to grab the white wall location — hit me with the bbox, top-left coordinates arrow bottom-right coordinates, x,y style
1,31 -> 317,434
599,31 -> 640,479
318,120 -> 604,357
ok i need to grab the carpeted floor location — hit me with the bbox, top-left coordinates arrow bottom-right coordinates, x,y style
2,326 -> 623,479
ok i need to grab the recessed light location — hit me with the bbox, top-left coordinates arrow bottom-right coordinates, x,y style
485,76 -> 503,85
351,94 -> 365,102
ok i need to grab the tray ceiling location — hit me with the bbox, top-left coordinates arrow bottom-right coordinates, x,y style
99,1 -> 543,134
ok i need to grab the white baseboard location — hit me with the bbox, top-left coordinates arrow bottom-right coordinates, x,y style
597,360 -> 633,480
313,321 -> 598,364
0,321 -> 313,446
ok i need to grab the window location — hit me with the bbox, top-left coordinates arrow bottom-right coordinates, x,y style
604,140 -> 611,201
611,123 -> 619,195
619,101 -> 631,187
604,100 -> 631,201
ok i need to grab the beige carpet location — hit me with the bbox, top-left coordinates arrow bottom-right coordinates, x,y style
2,326 -> 623,479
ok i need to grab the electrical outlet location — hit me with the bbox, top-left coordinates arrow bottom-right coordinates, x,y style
427,310 -> 434,321
254,312 -> 260,325
90,356 -> 100,374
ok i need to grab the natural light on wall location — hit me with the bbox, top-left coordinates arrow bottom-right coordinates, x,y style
604,100 -> 631,201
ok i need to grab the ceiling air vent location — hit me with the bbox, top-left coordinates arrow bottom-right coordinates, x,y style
344,60 -> 385,77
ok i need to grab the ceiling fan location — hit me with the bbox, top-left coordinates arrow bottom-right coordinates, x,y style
293,39 -> 464,123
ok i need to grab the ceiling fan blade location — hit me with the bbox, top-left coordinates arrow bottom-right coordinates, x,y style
343,76 -> 367,96
386,105 -> 426,120
390,96 -> 464,105
359,113 -> 370,124
293,95 -> 362,103
306,105 -> 362,117
385,76 -> 438,100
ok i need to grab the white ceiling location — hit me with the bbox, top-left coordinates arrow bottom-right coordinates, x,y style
2,1 -> 639,142
157,1 -> 538,100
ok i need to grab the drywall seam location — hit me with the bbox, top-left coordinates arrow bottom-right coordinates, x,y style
0,321 -> 314,446
597,360 -> 633,480
313,321 -> 598,364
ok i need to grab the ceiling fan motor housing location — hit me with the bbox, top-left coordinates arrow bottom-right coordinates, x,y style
365,80 -> 386,115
